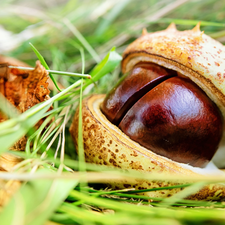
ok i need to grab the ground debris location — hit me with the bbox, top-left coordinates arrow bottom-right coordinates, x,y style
0,57 -> 51,207
0,60 -> 51,148
0,61 -> 50,121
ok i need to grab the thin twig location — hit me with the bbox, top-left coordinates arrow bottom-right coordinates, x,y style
8,66 -> 91,79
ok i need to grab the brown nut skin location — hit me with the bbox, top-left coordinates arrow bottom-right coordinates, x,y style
70,24 -> 225,200
70,95 -> 225,200
102,61 -> 224,168
118,76 -> 223,168
101,62 -> 174,125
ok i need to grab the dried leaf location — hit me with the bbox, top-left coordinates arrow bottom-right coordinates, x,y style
3,61 -> 50,114
0,57 -> 51,207
0,60 -> 51,146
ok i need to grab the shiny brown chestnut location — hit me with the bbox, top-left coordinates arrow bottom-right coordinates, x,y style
70,23 -> 225,200
101,62 -> 223,168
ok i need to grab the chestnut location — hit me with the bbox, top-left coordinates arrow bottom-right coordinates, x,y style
101,62 -> 223,168
70,23 -> 225,200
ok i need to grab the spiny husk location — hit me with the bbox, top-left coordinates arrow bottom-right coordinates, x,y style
122,23 -> 225,119
121,23 -> 225,168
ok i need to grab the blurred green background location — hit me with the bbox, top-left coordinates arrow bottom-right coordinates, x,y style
1,0 -> 225,68
1,0 -> 225,93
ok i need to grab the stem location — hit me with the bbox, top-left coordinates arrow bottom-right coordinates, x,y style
8,66 -> 91,79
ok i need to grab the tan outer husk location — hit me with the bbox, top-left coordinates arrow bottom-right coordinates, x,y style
70,95 -> 225,200
122,24 -> 225,119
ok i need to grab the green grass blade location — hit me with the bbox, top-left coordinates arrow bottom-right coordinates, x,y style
68,189 -> 225,221
0,79 -> 82,153
0,104 -> 51,153
158,182 -> 208,207
0,169 -> 78,225
159,18 -> 225,27
95,0 -> 131,36
83,47 -> 122,89
0,94 -> 20,119
63,18 -> 101,63
29,42 -> 62,92
77,79 -> 87,190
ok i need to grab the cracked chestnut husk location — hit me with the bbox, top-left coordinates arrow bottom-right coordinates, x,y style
70,23 -> 225,200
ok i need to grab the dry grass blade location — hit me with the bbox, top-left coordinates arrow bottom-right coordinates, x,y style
98,0 -> 191,53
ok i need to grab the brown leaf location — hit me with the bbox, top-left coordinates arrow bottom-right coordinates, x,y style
4,61 -> 50,113
0,60 -> 51,150
0,58 -> 52,207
